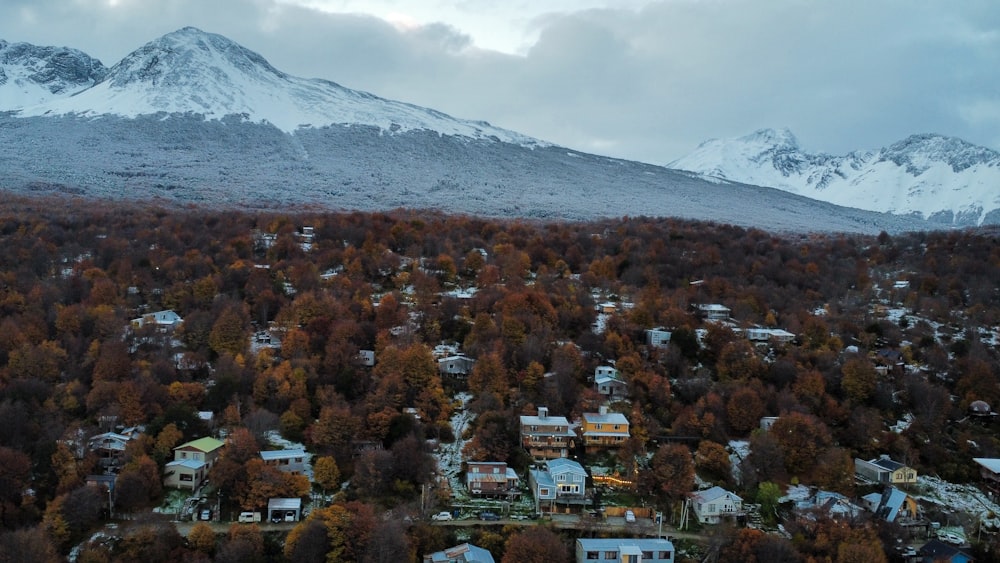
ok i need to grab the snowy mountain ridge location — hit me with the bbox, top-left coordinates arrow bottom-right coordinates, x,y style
669,128 -> 1000,226
13,27 -> 540,146
0,29 -> 938,234
0,39 -> 107,109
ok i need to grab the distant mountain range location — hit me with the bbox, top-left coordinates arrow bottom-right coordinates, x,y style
0,27 -> 950,234
669,128 -> 1000,226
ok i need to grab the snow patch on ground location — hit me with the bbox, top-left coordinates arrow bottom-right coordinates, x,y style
434,392 -> 474,498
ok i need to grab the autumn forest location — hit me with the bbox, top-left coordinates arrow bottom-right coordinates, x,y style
1,195 -> 1000,562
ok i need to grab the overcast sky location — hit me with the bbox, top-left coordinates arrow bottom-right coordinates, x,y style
2,0 -> 998,164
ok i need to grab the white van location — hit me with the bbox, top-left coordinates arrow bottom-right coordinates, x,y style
625,510 -> 636,523
238,512 -> 261,523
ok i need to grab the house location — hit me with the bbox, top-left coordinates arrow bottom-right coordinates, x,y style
529,458 -> 588,513
594,367 -> 627,401
759,417 -> 779,431
855,455 -> 917,485
466,462 -> 519,497
424,543 -> 495,563
575,538 -> 674,563
87,431 -> 136,470
130,309 -> 183,330
973,458 -> 1000,487
793,489 -> 864,520
645,327 -> 672,348
689,486 -> 743,524
861,487 -> 919,523
438,355 -> 476,376
694,304 -> 730,321
267,497 -> 302,522
917,539 -> 974,563
358,349 -> 375,367
520,407 -> 576,460
745,327 -> 796,344
163,437 -> 224,490
580,406 -> 630,452
260,449 -> 309,476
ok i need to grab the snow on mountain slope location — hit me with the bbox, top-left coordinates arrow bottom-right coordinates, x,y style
0,39 -> 107,109
16,27 -> 539,146
669,128 -> 1000,226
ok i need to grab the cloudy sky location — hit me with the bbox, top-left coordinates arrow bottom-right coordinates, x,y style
2,0 -> 998,164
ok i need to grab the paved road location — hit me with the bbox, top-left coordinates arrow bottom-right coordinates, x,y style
170,513 -> 706,544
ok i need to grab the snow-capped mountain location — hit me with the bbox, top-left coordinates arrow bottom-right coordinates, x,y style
16,27 -> 538,145
0,40 -> 107,108
669,128 -> 1000,226
0,29 -> 934,234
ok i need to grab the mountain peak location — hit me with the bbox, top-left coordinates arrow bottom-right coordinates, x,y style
0,39 -> 107,107
105,26 -> 284,89
670,128 -> 1000,225
15,27 -> 538,145
742,127 -> 799,149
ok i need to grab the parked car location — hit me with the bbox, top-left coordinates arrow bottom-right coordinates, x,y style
479,511 -> 500,521
625,510 -> 636,523
939,532 -> 964,545
431,512 -> 453,521
199,509 -> 212,521
238,512 -> 261,523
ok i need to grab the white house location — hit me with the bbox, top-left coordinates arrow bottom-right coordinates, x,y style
694,304 -> 731,321
645,328 -> 672,348
745,327 -> 796,343
594,365 -> 628,401
260,449 -> 309,476
130,309 -> 183,330
438,355 -> 476,376
689,486 -> 743,524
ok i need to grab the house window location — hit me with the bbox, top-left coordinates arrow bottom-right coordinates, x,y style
181,452 -> 187,459
604,551 -> 618,559
642,552 -> 653,559
179,474 -> 193,482
707,504 -> 715,513
539,488 -> 550,496
557,474 -> 566,481
493,467 -> 500,474
530,425 -> 538,432
658,551 -> 672,559
595,423 -> 603,430
295,457 -> 303,463
586,552 -> 599,560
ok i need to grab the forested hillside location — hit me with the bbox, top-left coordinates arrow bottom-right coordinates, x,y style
0,195 -> 998,562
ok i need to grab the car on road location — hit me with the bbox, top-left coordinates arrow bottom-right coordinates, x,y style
479,511 -> 500,521
625,510 -> 636,523
199,509 -> 212,521
431,512 -> 453,521
938,532 -> 964,545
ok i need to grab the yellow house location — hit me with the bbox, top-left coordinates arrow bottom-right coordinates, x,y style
854,455 -> 917,486
580,407 -> 630,453
163,437 -> 225,490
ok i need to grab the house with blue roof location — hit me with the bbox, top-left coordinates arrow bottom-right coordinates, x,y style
424,543 -> 495,563
575,538 -> 674,563
529,458 -> 588,513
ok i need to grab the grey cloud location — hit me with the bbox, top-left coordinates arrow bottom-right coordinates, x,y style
1,0 -> 999,164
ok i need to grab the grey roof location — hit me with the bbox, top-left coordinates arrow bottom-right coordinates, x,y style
582,411 -> 629,425
975,458 -> 1000,473
260,449 -> 306,461
576,538 -> 674,551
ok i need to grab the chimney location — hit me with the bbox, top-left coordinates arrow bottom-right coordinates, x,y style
538,406 -> 548,419
599,405 -> 609,415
